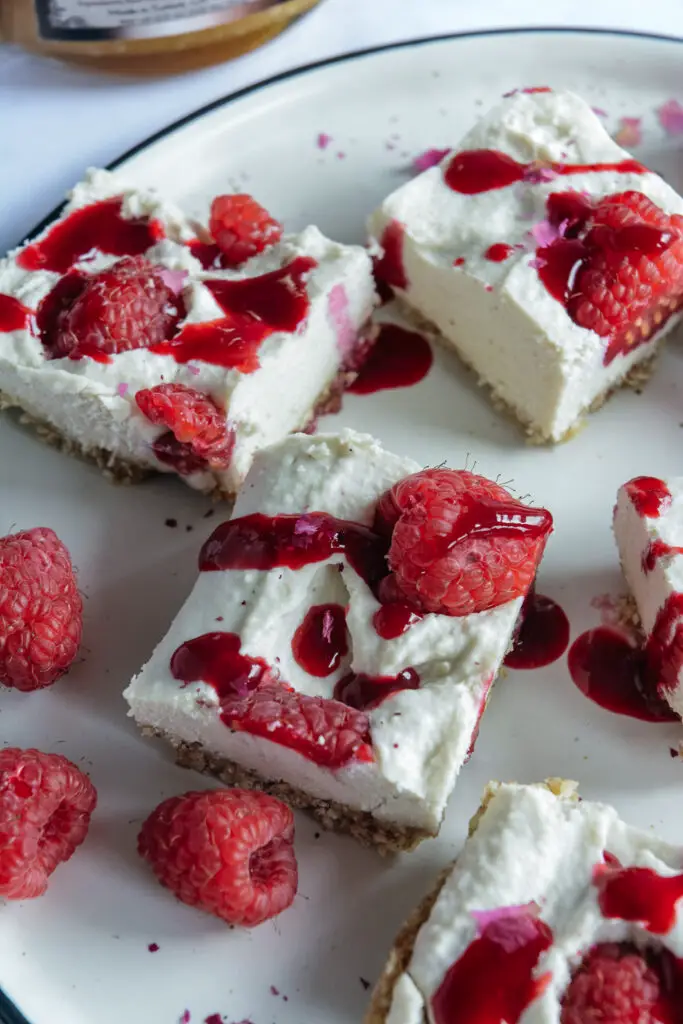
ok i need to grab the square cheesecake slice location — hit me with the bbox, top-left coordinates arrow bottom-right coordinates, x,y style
368,89 -> 683,443
124,429 -> 552,852
367,780 -> 683,1023
0,169 -> 376,496
613,475 -> 683,720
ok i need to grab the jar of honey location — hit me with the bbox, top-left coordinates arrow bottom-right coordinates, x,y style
0,0 -> 321,73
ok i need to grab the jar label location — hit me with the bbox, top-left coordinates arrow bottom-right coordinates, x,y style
35,0 -> 288,40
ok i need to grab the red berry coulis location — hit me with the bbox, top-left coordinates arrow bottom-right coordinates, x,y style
171,631 -> 269,697
333,668 -> 420,710
504,591 -> 570,669
642,540 -> 683,573
567,626 -> 678,722
444,150 -> 645,195
373,602 -> 424,639
625,476 -> 672,518
596,861 -> 683,934
484,243 -> 514,262
348,324 -> 433,395
292,603 -> 348,677
373,220 -> 408,291
151,256 -> 315,370
199,512 -> 389,589
17,198 -> 164,274
431,912 -> 552,1024
0,294 -> 31,332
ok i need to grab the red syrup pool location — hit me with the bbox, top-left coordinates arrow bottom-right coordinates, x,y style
567,626 -> 678,722
291,603 -> 348,677
150,256 -> 315,370
0,294 -> 31,332
504,591 -> 570,669
431,910 -> 552,1024
17,197 -> 164,274
348,324 -> 433,394
444,149 -> 646,195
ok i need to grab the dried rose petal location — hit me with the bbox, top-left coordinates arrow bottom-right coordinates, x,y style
413,148 -> 451,173
614,116 -> 642,148
656,98 -> 683,136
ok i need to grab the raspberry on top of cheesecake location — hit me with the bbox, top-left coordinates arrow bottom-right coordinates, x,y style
0,169 -> 376,495
368,89 -> 683,444
125,429 -> 552,852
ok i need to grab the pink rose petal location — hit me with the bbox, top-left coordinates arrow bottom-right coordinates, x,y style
116,382 -> 129,397
336,151 -> 346,160
187,363 -> 201,376
592,106 -> 608,118
614,116 -> 642,148
413,148 -> 451,173
316,132 -> 332,150
470,902 -> 540,936
657,99 -> 683,136
158,268 -> 188,295
522,165 -> 558,184
528,256 -> 547,271
502,89 -> 518,98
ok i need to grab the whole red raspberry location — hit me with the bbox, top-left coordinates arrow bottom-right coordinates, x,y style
0,747 -> 96,899
208,194 -> 283,267
561,943 -> 664,1024
39,255 -> 183,360
376,468 -> 552,617
0,527 -> 82,691
138,789 -> 297,927
135,383 -> 235,475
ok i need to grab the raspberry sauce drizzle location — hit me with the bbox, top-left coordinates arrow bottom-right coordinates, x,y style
373,221 -> 408,291
373,602 -> 424,639
504,591 -> 570,669
292,604 -> 348,677
18,198 -> 164,274
596,862 -> 683,934
199,512 -> 389,589
643,540 -> 683,573
150,256 -> 315,370
444,150 -> 646,195
484,243 -> 514,262
333,668 -> 420,710
170,631 -> 373,768
0,295 -> 31,332
625,476 -> 672,518
348,324 -> 433,395
567,627 -> 678,722
431,910 -> 552,1024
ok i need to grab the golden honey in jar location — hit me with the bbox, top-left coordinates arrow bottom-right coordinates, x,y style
0,0 -> 321,73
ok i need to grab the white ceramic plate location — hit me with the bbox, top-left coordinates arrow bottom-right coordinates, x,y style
3,27 -> 683,1024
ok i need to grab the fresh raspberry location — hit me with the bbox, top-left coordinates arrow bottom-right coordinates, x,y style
0,527 -> 82,691
138,789 -> 297,927
0,747 -> 96,899
135,383 -> 235,474
543,190 -> 683,365
222,682 -> 374,768
39,255 -> 183,360
561,943 -> 664,1024
208,194 -> 283,268
376,468 -> 552,617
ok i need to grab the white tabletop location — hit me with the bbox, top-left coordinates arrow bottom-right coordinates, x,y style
0,0 -> 681,254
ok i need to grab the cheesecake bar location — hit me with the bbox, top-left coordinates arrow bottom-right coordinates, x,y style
0,169 -> 376,496
368,89 -> 683,443
367,780 -> 683,1022
124,429 -> 552,852
613,475 -> 683,719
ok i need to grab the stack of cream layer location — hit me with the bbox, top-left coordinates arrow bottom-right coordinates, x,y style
613,474 -> 683,719
124,430 -> 526,852
368,89 -> 683,443
0,168 -> 376,495
368,781 -> 683,1023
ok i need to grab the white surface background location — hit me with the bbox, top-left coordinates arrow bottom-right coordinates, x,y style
0,0 -> 682,254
